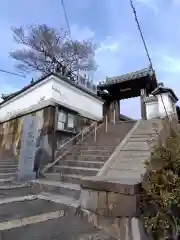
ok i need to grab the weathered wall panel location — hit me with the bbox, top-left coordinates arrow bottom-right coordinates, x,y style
55,115 -> 95,151
0,106 -> 55,171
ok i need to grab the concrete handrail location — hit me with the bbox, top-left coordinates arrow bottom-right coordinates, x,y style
97,120 -> 141,177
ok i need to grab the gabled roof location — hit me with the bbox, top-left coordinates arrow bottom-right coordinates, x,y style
152,86 -> 179,102
0,72 -> 101,106
98,67 -> 155,88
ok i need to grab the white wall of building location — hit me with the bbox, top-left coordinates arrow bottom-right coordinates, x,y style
0,79 -> 53,121
0,75 -> 103,121
51,77 -> 103,120
145,92 -> 177,119
146,98 -> 159,120
157,93 -> 175,117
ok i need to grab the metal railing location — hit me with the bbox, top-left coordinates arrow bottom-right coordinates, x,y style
42,120 -> 102,174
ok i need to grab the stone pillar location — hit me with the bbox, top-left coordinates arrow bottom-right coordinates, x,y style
140,89 -> 147,120
109,101 -> 114,123
103,100 -> 120,123
114,100 -> 120,122
103,101 -> 111,120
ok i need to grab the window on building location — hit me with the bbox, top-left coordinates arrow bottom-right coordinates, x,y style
57,109 -> 75,131
67,113 -> 74,129
57,110 -> 67,130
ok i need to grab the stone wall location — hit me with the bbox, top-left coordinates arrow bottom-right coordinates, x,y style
0,105 -> 55,169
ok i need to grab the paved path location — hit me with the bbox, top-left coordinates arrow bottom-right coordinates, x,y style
0,182 -> 115,240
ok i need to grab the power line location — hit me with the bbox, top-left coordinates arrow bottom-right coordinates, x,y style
129,0 -> 170,119
129,0 -> 153,68
0,69 -> 25,78
61,0 -> 71,38
60,0 -> 81,83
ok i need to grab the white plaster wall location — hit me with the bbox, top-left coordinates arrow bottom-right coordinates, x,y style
0,75 -> 103,121
157,93 -> 175,117
146,100 -> 159,119
0,79 -> 53,121
51,77 -> 103,120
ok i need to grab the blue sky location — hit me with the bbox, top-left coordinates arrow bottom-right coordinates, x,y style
0,0 -> 180,118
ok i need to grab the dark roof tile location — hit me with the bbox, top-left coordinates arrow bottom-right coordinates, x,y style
98,67 -> 155,87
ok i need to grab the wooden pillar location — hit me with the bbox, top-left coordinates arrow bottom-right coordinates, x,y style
140,89 -> 147,120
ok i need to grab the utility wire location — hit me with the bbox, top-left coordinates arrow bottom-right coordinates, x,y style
0,69 -> 25,78
129,0 -> 169,119
60,0 -> 80,83
129,0 -> 153,69
61,0 -> 71,38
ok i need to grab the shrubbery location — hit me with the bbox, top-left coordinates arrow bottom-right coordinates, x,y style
141,123 -> 180,239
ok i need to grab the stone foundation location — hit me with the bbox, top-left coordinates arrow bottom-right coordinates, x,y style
80,177 -> 151,240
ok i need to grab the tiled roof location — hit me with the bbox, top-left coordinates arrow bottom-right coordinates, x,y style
0,72 -> 101,106
1,92 -> 20,101
152,86 -> 179,102
98,67 -> 155,87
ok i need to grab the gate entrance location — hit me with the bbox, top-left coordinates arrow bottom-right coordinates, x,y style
97,67 -> 157,121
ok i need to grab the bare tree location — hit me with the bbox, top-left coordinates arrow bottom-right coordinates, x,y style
10,24 -> 97,81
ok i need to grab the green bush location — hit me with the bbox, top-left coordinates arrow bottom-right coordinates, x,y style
141,124 -> 180,239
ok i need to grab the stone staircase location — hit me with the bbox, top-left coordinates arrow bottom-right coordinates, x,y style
33,121 -> 136,205
0,156 -> 17,181
0,119 -> 167,239
0,120 -> 133,239
79,118 -> 168,239
97,118 -> 163,180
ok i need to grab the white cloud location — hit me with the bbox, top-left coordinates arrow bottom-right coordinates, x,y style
96,42 -> 120,53
153,50 -> 180,75
71,24 -> 95,40
136,0 -> 159,12
160,55 -> 180,74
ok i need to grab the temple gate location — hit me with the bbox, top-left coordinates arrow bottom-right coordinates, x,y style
97,67 -> 158,121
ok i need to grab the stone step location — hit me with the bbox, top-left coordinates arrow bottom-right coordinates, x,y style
72,155 -> 110,162
0,173 -> 17,179
0,177 -> 15,186
80,149 -> 112,156
119,150 -> 151,160
111,161 -> 146,171
37,192 -> 80,207
45,173 -> 82,184
128,137 -> 151,142
0,161 -> 16,166
106,169 -> 145,180
122,141 -> 150,151
59,160 -> 104,169
53,166 -> 99,176
32,180 -> 81,200
133,129 -> 158,135
130,134 -> 155,138
0,167 -> 17,173
79,145 -> 117,150
63,147 -> 115,159
83,141 -> 119,146
0,193 -> 112,240
0,185 -> 37,199
0,165 -> 17,169
45,173 -> 62,181
60,174 -> 83,184
0,198 -> 65,224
